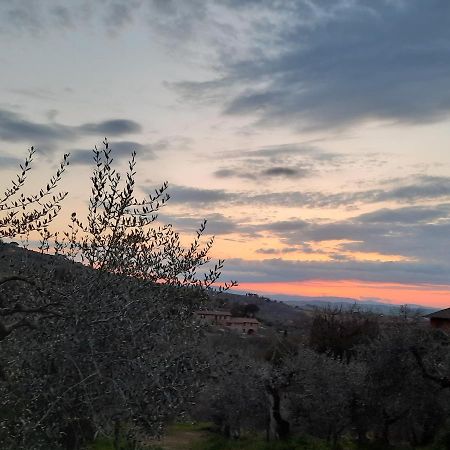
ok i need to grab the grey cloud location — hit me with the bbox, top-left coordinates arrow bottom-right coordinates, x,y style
158,212 -> 237,235
176,0 -> 450,130
263,167 -> 301,177
240,144 -> 339,161
103,1 -> 140,32
12,1 -> 450,132
263,219 -> 309,233
214,166 -> 307,181
78,119 -> 141,136
3,2 -> 42,34
0,108 -> 141,149
10,88 -> 57,100
375,176 -> 450,203
154,176 -> 450,212
256,246 -> 306,255
168,185 -> 231,205
11,2 -> 449,132
246,176 -> 450,209
0,109 -> 73,144
356,205 -> 450,224
252,204 -> 450,264
214,169 -> 236,179
255,248 -> 279,255
221,258 -> 450,287
212,143 -> 354,183
70,140 -> 160,165
0,0 -> 209,41
50,5 -> 74,29
0,154 -> 21,168
213,167 -> 259,181
168,78 -> 232,104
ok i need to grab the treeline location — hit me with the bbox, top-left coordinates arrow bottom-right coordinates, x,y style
191,309 -> 450,449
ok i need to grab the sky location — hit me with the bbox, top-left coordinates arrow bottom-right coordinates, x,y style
1,0 -> 450,308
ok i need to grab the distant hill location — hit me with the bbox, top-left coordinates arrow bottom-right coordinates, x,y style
223,289 -> 439,318
211,291 -> 311,328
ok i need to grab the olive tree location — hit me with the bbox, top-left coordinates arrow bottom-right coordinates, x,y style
0,140 -> 234,449
0,148 -> 69,344
56,139 -> 234,290
0,146 -> 69,241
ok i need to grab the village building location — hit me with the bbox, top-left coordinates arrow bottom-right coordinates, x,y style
196,310 -> 232,325
224,317 -> 260,334
196,310 -> 261,334
426,308 -> 450,332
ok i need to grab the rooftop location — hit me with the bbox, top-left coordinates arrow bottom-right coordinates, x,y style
426,308 -> 450,319
196,310 -> 232,316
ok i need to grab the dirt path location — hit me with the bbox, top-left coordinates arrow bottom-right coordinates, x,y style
156,429 -> 208,449
146,424 -> 210,450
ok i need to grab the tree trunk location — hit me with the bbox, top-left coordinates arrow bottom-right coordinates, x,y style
114,420 -> 121,450
266,384 -> 290,440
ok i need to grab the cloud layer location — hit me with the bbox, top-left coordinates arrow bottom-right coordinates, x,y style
174,0 -> 450,130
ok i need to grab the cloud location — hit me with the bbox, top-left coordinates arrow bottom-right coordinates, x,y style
154,198 -> 450,270
213,166 -> 308,181
0,154 -> 21,168
256,246 -> 304,255
78,119 -> 142,136
168,185 -> 231,205
0,109 -> 73,144
154,176 -> 450,212
158,211 -> 237,235
243,176 -> 450,209
375,176 -> 450,203
251,204 -> 450,265
212,143 -> 346,182
172,0 -> 450,130
221,257 -> 450,286
263,167 -> 300,177
356,205 -> 450,224
0,108 -> 141,149
0,0 -> 211,43
10,2 -> 449,133
70,140 -> 161,165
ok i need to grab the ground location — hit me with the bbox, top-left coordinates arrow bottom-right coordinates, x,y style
147,423 -> 211,450
89,423 -> 449,450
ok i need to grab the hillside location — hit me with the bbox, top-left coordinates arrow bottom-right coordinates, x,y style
211,291 -> 311,329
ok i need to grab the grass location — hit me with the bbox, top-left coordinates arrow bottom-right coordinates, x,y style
190,434 -> 331,450
88,423 -> 450,450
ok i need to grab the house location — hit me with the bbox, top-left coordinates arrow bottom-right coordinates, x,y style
195,310 -> 232,325
224,317 -> 261,335
195,310 -> 261,334
426,308 -> 450,331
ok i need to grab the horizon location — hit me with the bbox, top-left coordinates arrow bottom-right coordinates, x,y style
1,1 -> 450,309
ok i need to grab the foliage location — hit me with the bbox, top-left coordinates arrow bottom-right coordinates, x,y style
0,147 -> 69,343
230,304 -> 259,318
192,346 -> 267,438
0,141 -> 234,449
54,139 -> 236,291
0,146 -> 69,240
309,305 -> 379,362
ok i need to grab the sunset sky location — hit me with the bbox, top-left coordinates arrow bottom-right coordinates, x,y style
1,1 -> 450,308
